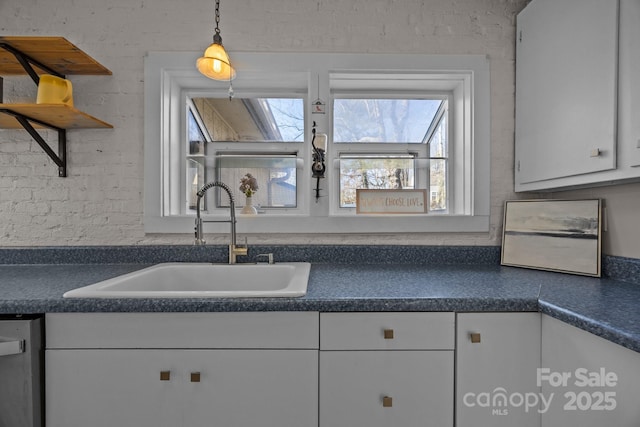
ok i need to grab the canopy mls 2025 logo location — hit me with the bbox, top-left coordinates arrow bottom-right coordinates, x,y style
463,367 -> 618,416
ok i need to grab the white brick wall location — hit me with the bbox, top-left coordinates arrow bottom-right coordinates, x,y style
0,0 -> 529,247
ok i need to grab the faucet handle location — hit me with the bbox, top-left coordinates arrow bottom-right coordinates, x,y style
231,237 -> 248,253
257,253 -> 275,264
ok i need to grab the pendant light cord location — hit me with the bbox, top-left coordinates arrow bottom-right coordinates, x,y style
215,0 -> 233,99
215,0 -> 221,36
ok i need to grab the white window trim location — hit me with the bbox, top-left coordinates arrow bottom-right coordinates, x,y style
144,52 -> 490,234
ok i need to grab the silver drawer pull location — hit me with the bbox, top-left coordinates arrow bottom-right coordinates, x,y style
0,339 -> 25,356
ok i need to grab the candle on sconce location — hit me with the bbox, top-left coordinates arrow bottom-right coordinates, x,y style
315,133 -> 327,152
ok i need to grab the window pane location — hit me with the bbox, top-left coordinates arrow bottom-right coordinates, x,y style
429,111 -> 448,158
192,97 -> 304,142
188,108 -> 207,155
216,154 -> 298,208
428,113 -> 447,212
187,158 -> 205,211
339,155 -> 415,208
429,159 -> 447,211
187,108 -> 208,211
333,99 -> 442,143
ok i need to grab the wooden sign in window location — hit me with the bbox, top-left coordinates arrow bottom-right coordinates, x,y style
356,189 -> 427,214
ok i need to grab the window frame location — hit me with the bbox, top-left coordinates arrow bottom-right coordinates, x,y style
144,52 -> 490,234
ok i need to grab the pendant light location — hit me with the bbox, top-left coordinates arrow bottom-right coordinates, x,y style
197,0 -> 236,81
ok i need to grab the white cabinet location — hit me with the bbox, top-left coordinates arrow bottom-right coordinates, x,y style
45,312 -> 319,427
515,0 -> 640,191
319,312 -> 455,427
44,310 -> 640,427
541,315 -> 640,427
618,0 -> 640,170
456,313 -> 542,427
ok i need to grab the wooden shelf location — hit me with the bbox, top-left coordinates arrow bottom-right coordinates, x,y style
0,104 -> 112,129
0,36 -> 112,76
0,36 -> 113,176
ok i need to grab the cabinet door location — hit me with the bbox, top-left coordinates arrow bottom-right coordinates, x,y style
456,312 -> 541,427
619,0 -> 640,169
47,349 -> 318,427
320,351 -> 453,427
46,349 -> 182,427
515,0 -> 618,189
541,315 -> 640,427
183,349 -> 318,427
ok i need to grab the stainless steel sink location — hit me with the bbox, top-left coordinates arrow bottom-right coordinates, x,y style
63,262 -> 311,298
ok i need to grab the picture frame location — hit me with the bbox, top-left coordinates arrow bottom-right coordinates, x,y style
501,199 -> 602,277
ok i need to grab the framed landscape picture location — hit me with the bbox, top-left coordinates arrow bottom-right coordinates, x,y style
501,199 -> 602,277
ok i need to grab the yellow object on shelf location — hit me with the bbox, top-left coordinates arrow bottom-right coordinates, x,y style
36,74 -> 73,107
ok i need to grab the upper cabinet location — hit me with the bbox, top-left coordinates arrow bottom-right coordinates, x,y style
618,0 -> 640,170
0,36 -> 112,177
515,0 -> 640,192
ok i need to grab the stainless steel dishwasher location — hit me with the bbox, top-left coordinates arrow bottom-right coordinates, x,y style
0,315 -> 43,427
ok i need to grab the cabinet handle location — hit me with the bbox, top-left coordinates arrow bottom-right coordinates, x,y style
160,371 -> 171,381
190,372 -> 201,383
0,339 -> 24,357
469,333 -> 481,343
383,329 -> 394,339
382,396 -> 393,407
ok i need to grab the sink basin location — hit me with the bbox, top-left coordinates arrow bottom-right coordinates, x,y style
63,262 -> 311,298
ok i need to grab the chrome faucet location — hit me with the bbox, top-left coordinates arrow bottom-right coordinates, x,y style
194,181 -> 248,264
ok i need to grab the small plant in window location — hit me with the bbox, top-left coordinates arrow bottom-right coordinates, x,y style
239,173 -> 259,197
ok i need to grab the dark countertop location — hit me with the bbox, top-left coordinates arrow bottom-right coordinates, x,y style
1,262 -> 638,353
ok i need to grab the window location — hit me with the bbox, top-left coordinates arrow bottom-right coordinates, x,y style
186,97 -> 304,212
332,96 -> 448,211
144,52 -> 490,234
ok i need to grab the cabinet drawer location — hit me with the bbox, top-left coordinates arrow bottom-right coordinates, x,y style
46,312 -> 319,349
320,312 -> 454,350
320,351 -> 453,427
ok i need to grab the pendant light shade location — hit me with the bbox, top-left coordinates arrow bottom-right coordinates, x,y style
197,0 -> 236,81
196,36 -> 236,80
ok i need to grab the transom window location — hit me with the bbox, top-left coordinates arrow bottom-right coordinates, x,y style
333,98 -> 442,144
143,52 -> 490,234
